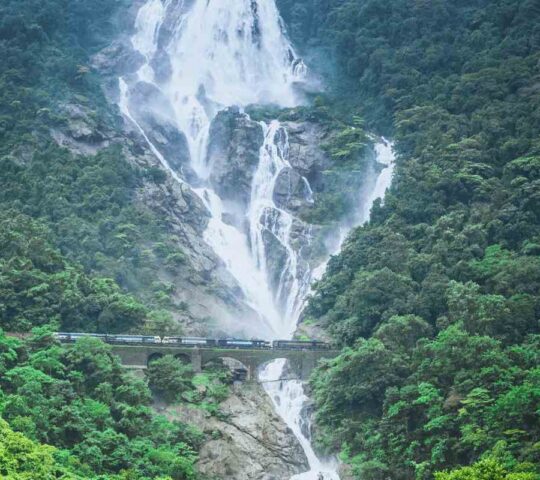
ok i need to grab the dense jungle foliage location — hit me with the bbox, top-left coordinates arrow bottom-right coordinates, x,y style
0,0 -> 191,332
0,0 -> 121,150
0,1 -> 223,478
0,329 -> 214,479
0,211 -> 229,479
0,212 -> 149,333
277,0 -> 540,478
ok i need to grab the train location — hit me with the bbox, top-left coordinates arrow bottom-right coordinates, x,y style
53,333 -> 332,350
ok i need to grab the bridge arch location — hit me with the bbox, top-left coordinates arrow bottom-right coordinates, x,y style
109,345 -> 338,382
203,356 -> 251,381
174,353 -> 191,365
257,357 -> 297,380
147,352 -> 164,366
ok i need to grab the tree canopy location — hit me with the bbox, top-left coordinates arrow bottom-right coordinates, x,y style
0,329 -> 202,479
287,0 -> 540,477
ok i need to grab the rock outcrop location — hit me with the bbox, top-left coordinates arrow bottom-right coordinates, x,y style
91,39 -> 145,76
160,383 -> 309,480
207,108 -> 264,207
127,81 -> 192,175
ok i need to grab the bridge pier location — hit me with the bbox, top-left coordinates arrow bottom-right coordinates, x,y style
191,349 -> 202,373
301,355 -> 317,381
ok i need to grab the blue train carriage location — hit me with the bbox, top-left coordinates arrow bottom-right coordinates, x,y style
55,333 -> 162,345
217,338 -> 271,349
162,337 -> 217,347
105,335 -> 161,345
272,339 -> 332,350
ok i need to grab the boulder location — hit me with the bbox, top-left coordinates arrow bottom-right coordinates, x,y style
283,120 -> 332,177
274,166 -> 314,213
91,39 -> 145,76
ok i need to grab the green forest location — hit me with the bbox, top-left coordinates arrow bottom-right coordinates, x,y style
276,0 -> 540,478
0,328 -> 236,479
1,0 -> 540,478
0,0 -> 191,335
0,0 -> 220,477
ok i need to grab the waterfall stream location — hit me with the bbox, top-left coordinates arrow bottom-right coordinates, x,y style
118,1 -> 394,478
260,139 -> 394,480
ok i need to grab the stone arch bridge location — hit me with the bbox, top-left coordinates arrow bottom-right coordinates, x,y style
112,345 -> 339,381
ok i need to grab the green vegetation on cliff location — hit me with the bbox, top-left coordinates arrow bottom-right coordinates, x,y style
0,0 -> 192,332
0,212 -> 149,333
0,2 -> 210,477
0,418 -> 83,479
279,0 -> 540,478
0,0 -> 122,151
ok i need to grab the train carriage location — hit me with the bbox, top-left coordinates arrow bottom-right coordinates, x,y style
217,339 -> 271,349
105,335 -> 161,345
272,339 -> 331,350
54,332 -> 107,343
162,337 -> 216,347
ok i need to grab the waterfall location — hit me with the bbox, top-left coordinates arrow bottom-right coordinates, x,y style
118,1 -> 394,478
121,0 -> 306,333
260,138 -> 395,480
248,121 -> 313,337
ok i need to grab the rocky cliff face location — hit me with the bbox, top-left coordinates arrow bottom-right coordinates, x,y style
159,383 -> 309,479
127,81 -> 192,175
50,94 -> 263,337
207,108 -> 264,208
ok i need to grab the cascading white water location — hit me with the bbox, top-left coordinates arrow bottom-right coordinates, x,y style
260,360 -> 340,480
122,0 -> 306,333
119,1 -> 395,478
248,121 -> 314,337
160,0 -> 302,177
260,139 -> 395,480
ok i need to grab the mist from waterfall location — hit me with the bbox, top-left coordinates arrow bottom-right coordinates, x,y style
118,1 -> 394,478
123,0 -> 308,335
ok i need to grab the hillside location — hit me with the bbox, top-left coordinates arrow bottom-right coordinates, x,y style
278,0 -> 540,477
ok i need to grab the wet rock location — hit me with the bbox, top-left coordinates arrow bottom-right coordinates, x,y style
207,107 -> 264,206
128,81 -> 191,173
162,383 -> 309,479
266,119 -> 331,217
338,463 -> 355,480
283,120 -> 332,178
149,49 -> 172,83
91,39 -> 145,76
262,227 -> 289,292
157,0 -> 196,51
273,166 -> 314,213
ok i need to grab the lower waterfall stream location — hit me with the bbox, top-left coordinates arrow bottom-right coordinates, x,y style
259,140 -> 395,480
118,0 -> 395,477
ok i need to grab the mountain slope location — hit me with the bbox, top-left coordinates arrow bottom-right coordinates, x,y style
276,0 -> 540,477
